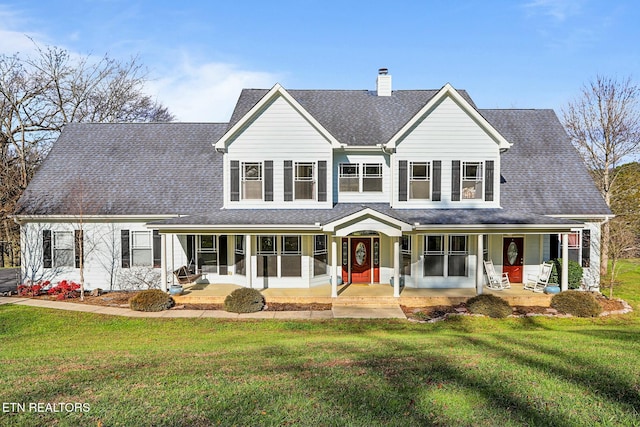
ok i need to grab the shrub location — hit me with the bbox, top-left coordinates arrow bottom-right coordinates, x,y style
17,280 -> 50,297
550,290 -> 602,317
47,280 -> 81,300
547,259 -> 583,289
224,288 -> 265,313
129,289 -> 174,312
466,294 -> 512,318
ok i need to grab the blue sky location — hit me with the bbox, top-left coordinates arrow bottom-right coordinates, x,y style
1,0 -> 638,121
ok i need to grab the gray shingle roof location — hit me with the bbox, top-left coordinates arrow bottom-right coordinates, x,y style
15,87 -> 611,222
229,89 -> 476,146
15,123 -> 226,216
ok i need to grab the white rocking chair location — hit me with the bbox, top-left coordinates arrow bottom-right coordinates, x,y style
483,260 -> 510,290
524,262 -> 554,293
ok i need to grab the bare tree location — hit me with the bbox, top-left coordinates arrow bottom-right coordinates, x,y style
1,40 -> 174,267
562,76 -> 640,276
606,218 -> 638,298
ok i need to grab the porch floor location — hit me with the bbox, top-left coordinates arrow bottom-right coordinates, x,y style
173,282 -> 552,307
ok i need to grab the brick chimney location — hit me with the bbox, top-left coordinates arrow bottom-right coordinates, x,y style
376,68 -> 392,96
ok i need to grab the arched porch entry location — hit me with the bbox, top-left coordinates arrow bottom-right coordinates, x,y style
323,208 -> 412,298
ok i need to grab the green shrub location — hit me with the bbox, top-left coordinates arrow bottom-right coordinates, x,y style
466,294 -> 512,318
547,258 -> 583,289
550,290 -> 602,317
129,289 -> 174,312
224,288 -> 265,313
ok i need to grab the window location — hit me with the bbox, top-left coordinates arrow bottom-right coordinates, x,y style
197,235 -> 217,273
295,162 -> 315,200
424,235 -> 444,277
234,235 -> 245,275
242,162 -> 262,200
401,235 -> 411,276
339,163 -> 359,192
363,164 -> 382,192
53,231 -> 74,267
131,231 -> 153,266
410,162 -> 430,200
448,235 -> 468,277
257,235 -> 277,277
424,235 -> 467,277
314,235 -> 328,276
281,236 -> 302,277
462,162 -> 483,200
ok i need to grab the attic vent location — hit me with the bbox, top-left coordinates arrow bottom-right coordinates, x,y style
376,68 -> 391,96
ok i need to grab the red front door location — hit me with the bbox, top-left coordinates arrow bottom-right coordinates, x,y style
341,237 -> 380,284
351,238 -> 372,283
503,237 -> 524,283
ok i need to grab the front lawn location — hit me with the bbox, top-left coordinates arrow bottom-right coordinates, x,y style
1,262 -> 640,426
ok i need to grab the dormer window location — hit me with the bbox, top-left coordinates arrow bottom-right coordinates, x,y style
242,162 -> 263,200
462,162 -> 483,200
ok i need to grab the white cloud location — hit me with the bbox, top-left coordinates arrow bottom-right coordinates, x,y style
146,60 -> 280,122
523,0 -> 583,22
0,5 -> 43,55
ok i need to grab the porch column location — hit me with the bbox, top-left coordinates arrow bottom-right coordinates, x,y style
561,232 -> 569,291
331,237 -> 338,298
246,234 -> 253,289
160,233 -> 168,292
476,234 -> 484,295
393,237 -> 400,298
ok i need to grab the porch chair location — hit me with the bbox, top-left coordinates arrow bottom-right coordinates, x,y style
173,265 -> 202,285
524,262 -> 554,293
483,260 -> 510,290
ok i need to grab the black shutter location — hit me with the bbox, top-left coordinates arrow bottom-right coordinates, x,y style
451,160 -> 461,201
230,160 -> 240,201
318,161 -> 327,202
398,160 -> 408,201
284,160 -> 293,201
153,230 -> 161,268
121,230 -> 130,268
484,160 -> 494,201
74,230 -> 83,269
582,230 -> 591,268
43,230 -> 52,268
187,235 -> 195,271
264,161 -> 273,201
432,160 -> 441,201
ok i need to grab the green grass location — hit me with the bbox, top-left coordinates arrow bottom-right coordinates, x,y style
1,266 -> 640,426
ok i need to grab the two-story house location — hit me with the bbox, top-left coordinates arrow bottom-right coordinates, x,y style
14,70 -> 611,297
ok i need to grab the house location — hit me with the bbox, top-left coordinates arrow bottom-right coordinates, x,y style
14,70 -> 611,298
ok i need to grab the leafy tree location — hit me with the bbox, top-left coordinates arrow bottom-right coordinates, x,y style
562,76 -> 640,275
0,41 -> 174,267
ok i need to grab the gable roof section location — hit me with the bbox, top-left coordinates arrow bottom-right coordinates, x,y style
214,84 -> 342,150
15,122 -> 227,216
386,83 -> 512,151
482,109 -> 611,216
224,87 -> 478,147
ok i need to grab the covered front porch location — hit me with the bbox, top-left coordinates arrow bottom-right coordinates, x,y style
173,282 -> 553,307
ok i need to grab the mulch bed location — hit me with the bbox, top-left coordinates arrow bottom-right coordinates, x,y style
16,290 -> 629,317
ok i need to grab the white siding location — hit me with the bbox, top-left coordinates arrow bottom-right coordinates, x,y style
393,96 -> 501,208
225,95 -> 333,209
21,221 -> 168,291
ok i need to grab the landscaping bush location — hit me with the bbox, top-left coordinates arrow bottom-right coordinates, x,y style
224,287 -> 265,313
129,289 -> 174,312
550,290 -> 603,317
548,259 -> 583,289
47,280 -> 81,300
17,280 -> 50,296
466,294 -> 512,318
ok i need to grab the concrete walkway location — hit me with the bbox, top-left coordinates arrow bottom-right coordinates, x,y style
0,297 -> 407,319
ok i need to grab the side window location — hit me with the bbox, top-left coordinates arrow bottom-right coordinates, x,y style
339,163 -> 359,192
363,164 -> 382,192
409,162 -> 430,200
242,162 -> 263,200
462,162 -> 483,200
